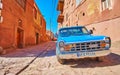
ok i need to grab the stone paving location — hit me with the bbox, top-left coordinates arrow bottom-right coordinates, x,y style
0,41 -> 54,75
0,41 -> 120,75
20,50 -> 120,75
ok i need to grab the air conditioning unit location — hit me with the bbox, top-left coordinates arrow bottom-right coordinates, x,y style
0,16 -> 3,23
0,2 -> 3,9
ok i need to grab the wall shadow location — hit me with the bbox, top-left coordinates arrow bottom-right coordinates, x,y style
0,49 -> 56,57
0,42 -> 56,57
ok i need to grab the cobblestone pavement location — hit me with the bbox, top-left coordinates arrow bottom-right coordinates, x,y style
0,41 -> 55,75
0,41 -> 120,75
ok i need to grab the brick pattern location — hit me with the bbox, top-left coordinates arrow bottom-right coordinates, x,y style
0,0 -> 47,52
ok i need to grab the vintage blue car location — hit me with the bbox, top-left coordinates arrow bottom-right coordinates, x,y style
56,26 -> 111,64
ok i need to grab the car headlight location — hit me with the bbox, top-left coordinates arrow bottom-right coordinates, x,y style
64,45 -> 71,51
100,41 -> 106,48
59,41 -> 64,47
105,37 -> 111,48
60,47 -> 64,51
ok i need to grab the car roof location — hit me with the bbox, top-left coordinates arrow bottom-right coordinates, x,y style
59,26 -> 85,31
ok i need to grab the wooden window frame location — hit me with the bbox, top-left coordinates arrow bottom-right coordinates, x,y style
16,0 -> 27,11
101,0 -> 112,11
33,7 -> 37,19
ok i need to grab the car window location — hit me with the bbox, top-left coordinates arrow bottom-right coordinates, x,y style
59,27 -> 89,37
60,30 -> 70,37
82,28 -> 88,34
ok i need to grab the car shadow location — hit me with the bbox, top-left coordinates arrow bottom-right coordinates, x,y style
65,53 -> 120,68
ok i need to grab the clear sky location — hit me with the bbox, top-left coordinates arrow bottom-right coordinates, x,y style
35,0 -> 59,34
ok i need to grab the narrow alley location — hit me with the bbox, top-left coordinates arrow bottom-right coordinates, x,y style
0,0 -> 120,75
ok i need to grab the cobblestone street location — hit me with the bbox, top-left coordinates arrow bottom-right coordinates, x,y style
1,0 -> 120,75
0,41 -> 120,75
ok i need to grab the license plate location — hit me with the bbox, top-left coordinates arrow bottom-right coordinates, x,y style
89,44 -> 98,48
77,52 -> 95,57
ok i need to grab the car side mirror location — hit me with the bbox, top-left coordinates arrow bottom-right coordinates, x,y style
89,30 -> 93,34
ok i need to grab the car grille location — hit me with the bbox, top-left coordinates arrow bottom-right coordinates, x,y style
68,41 -> 105,51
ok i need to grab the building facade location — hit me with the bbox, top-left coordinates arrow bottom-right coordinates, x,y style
46,30 -> 54,41
57,0 -> 120,42
33,3 -> 47,43
0,0 -> 47,53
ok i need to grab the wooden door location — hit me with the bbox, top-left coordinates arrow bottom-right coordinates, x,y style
17,28 -> 23,48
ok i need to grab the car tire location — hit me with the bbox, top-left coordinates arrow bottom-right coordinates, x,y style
96,56 -> 105,62
57,56 -> 66,64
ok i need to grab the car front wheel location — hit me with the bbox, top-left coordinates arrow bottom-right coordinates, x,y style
57,56 -> 66,64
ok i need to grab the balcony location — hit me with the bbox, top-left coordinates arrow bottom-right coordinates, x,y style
57,14 -> 64,23
57,0 -> 64,13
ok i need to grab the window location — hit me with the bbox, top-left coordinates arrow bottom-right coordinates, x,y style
40,18 -> 42,25
76,0 -> 82,7
83,12 -> 85,16
33,7 -> 37,19
0,16 -> 3,23
0,0 -> 2,23
101,0 -> 112,11
18,19 -> 22,27
16,0 -> 26,10
66,13 -> 68,21
72,3 -> 74,6
107,0 -> 112,9
69,0 -> 71,4
0,0 -> 3,10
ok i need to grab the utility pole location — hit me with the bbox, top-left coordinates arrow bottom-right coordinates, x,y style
50,0 -> 53,40
50,0 -> 56,40
50,18 -> 52,40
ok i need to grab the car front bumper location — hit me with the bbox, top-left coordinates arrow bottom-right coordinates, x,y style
58,50 -> 111,59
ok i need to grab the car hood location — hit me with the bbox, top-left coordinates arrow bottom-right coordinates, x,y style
58,35 -> 106,44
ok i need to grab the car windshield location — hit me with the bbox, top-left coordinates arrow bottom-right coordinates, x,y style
59,27 -> 89,37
